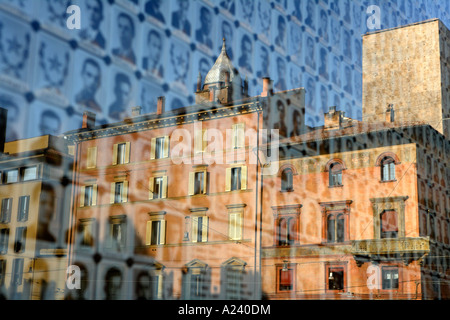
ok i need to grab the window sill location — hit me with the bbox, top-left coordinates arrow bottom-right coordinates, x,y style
380,179 -> 397,183
328,184 -> 343,188
280,189 -> 294,193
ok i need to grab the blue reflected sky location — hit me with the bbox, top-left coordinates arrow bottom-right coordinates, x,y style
0,0 -> 447,140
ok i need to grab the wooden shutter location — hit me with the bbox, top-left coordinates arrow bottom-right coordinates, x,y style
162,176 -> 168,199
87,147 -> 97,168
124,142 -> 131,164
229,212 -> 242,240
188,172 -> 195,196
202,171 -> 207,194
237,123 -> 245,148
191,216 -> 199,242
146,221 -> 152,245
122,181 -> 128,203
163,136 -> 170,158
240,166 -> 247,190
201,216 -> 209,242
149,177 -> 154,199
92,184 -> 98,206
79,186 -> 86,207
225,168 -> 232,192
110,183 -> 115,204
159,220 -> 166,244
112,144 -> 118,165
150,138 -> 156,160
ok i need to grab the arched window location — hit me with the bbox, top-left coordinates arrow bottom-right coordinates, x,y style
327,213 -> 346,243
329,162 -> 343,187
381,156 -> 396,181
281,168 -> 293,191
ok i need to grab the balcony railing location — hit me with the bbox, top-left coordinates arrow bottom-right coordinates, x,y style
351,237 -> 430,266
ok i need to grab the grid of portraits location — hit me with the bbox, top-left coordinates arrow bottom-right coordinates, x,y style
0,0 -> 448,141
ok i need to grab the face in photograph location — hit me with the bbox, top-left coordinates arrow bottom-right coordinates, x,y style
238,33 -> 253,74
330,17 -> 340,47
38,108 -> 63,137
354,72 -> 362,100
219,0 -> 235,15
289,65 -> 301,89
112,12 -> 136,64
257,0 -> 271,38
274,14 -> 287,51
305,75 -> 315,114
289,23 -> 302,60
135,271 -> 152,300
38,39 -> 71,91
169,40 -> 190,84
305,36 -> 316,70
344,65 -> 352,94
291,0 -> 302,22
331,55 -> 341,87
320,85 -> 328,113
343,0 -> 351,24
0,93 -> 24,141
318,47 -> 329,80
219,20 -> 234,60
140,82 -> 160,114
108,71 -> 133,120
79,0 -> 106,49
75,57 -> 102,114
44,0 -> 70,29
143,29 -> 164,78
195,6 -> 213,49
104,268 -> 122,300
171,0 -> 191,36
145,0 -> 166,24
0,15 -> 30,81
256,44 -> 269,78
305,0 -> 315,30
318,9 -> 329,43
239,0 -> 254,26
274,57 -> 286,91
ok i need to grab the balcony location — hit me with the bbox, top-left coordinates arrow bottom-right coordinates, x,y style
351,237 -> 430,267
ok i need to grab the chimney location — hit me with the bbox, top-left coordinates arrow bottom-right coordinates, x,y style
157,96 -> 165,115
0,107 -> 7,153
261,77 -> 273,97
324,106 -> 343,130
386,104 -> 395,123
82,111 -> 96,129
131,106 -> 142,117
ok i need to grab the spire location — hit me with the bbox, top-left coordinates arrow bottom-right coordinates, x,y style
203,37 -> 240,86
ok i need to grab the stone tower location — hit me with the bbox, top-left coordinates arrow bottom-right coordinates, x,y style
362,19 -> 450,138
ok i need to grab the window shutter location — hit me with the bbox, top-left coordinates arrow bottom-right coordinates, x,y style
191,216 -> 199,242
201,216 -> 209,242
240,166 -> 247,190
162,176 -> 168,199
146,221 -> 152,245
112,144 -> 118,165
163,136 -> 170,158
92,184 -> 98,206
125,142 -> 131,164
122,181 -> 128,203
150,138 -> 156,160
202,171 -> 207,194
149,177 -> 154,199
237,123 -> 245,148
225,168 -> 232,192
87,147 -> 97,168
188,172 -> 195,196
160,220 -> 166,245
202,129 -> 208,152
79,186 -> 86,207
110,183 -> 115,204
229,213 -> 242,240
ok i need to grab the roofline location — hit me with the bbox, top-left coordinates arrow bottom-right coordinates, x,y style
362,18 -> 443,37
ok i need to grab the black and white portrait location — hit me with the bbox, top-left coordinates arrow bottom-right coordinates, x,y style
304,0 -> 316,30
304,74 -> 316,114
218,19 -> 234,60
168,39 -> 191,89
0,91 -> 26,141
219,0 -> 235,15
41,0 -> 71,30
304,35 -> 316,70
144,0 -> 166,24
289,22 -> 302,64
330,16 -> 340,49
0,14 -> 31,83
320,84 -> 328,113
290,0 -> 302,23
273,98 -> 287,137
135,270 -> 153,300
256,0 -> 271,41
318,9 -> 329,43
318,46 -> 329,80
343,0 -> 351,25
237,32 -> 253,75
108,70 -> 134,121
194,53 -> 212,91
28,102 -> 65,138
273,13 -> 287,52
195,5 -> 214,50
139,81 -> 161,114
74,55 -> 103,114
171,0 -> 192,37
289,64 -> 301,89
255,43 -> 269,79
331,54 -> 341,87
238,0 -> 255,27
354,38 -> 362,67
79,0 -> 106,50
273,56 -> 287,91
142,28 -> 165,79
104,267 -> 123,300
343,63 -> 352,95
112,11 -> 137,65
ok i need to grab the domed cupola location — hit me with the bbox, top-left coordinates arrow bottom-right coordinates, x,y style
203,38 -> 240,88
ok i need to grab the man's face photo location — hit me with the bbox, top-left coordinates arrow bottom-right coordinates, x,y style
222,22 -> 233,43
81,60 -> 101,94
147,31 -> 162,63
258,1 -> 271,32
118,14 -> 134,48
241,36 -> 252,58
116,78 -> 131,103
39,41 -> 69,88
86,0 -> 103,30
200,7 -> 212,30
0,18 -> 30,78
39,110 -> 61,136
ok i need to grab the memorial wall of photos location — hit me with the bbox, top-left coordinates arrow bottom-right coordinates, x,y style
0,0 -> 448,141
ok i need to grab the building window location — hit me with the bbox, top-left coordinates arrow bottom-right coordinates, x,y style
0,228 -> 9,254
381,157 -> 396,181
86,147 -> 97,169
17,196 -> 30,222
80,185 -> 97,207
189,170 -> 207,195
192,216 -> 208,243
326,213 -> 346,243
110,181 -> 128,204
382,267 -> 399,290
278,217 -> 297,246
281,168 -> 293,192
112,142 -> 130,165
78,219 -> 94,247
183,260 -> 209,299
149,176 -> 168,199
5,169 -> 18,184
0,198 -> 12,223
14,227 -> 27,253
222,259 -> 247,300
226,166 -> 247,192
11,258 -> 23,286
146,219 -> 166,245
327,267 -> 345,291
232,123 -> 245,149
278,263 -> 295,292
194,129 -> 208,154
329,162 -> 343,187
106,215 -> 126,251
151,136 -> 169,159
22,166 -> 37,181
228,212 -> 243,241
380,210 -> 398,239
0,259 -> 5,286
